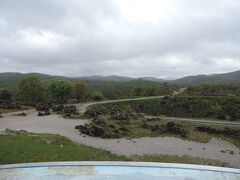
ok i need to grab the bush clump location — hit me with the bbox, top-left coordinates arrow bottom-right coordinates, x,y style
91,91 -> 104,101
75,122 -> 124,139
196,126 -> 240,138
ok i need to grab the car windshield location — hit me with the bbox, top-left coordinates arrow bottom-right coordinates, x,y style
1,162 -> 240,179
0,0 -> 239,179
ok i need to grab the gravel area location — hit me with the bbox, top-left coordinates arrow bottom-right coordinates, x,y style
0,110 -> 240,168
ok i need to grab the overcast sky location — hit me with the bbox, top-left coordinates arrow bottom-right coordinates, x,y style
0,0 -> 240,79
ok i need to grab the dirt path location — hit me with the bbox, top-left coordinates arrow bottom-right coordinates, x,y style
74,95 -> 165,113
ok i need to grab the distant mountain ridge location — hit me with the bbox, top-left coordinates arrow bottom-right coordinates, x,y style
73,75 -> 134,82
171,70 -> 240,85
0,70 -> 239,90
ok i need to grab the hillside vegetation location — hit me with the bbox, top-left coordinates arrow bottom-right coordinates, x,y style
171,70 -> 240,85
90,96 -> 240,121
0,73 -> 172,100
1,70 -> 240,92
181,84 -> 240,96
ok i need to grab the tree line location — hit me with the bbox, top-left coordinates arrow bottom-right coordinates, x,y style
0,76 -> 173,106
0,76 -> 103,105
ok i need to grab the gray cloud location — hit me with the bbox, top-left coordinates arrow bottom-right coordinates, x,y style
0,0 -> 240,79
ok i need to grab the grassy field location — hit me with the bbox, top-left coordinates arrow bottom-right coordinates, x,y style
0,131 -> 127,164
0,131 -> 229,167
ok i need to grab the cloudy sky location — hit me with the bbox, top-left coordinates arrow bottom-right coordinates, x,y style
0,0 -> 240,79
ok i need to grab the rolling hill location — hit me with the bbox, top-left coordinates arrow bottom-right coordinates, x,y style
171,70 -> 240,85
0,70 -> 239,91
0,72 -> 165,89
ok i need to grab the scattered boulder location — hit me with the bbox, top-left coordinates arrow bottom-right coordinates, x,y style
84,109 -> 98,118
164,122 -> 188,138
52,104 -> 64,112
63,105 -> 77,114
111,111 -> 129,121
84,105 -> 108,118
45,110 -> 50,115
36,103 -> 50,111
103,130 -> 121,138
130,112 -> 138,119
76,124 -> 105,137
0,100 -> 20,109
15,112 -> 26,116
93,116 -> 106,125
63,113 -> 71,118
196,126 -> 240,138
37,112 -> 45,116
37,110 -> 50,116
75,119 -> 127,138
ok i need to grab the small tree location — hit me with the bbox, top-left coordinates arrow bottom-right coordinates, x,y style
91,91 -> 104,101
0,90 -> 12,100
134,88 -> 144,96
18,76 -> 44,105
49,79 -> 73,103
74,82 -> 86,102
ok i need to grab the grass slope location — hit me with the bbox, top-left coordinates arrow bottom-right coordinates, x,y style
0,132 -> 127,164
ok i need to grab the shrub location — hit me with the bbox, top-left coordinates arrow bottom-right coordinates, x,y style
91,91 -> 104,101
0,90 -> 12,100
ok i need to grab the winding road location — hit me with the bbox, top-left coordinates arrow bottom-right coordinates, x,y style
0,96 -> 240,168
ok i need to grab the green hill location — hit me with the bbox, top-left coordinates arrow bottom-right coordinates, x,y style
0,70 -> 239,91
0,73 -> 164,89
0,72 -> 63,90
172,70 -> 240,85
